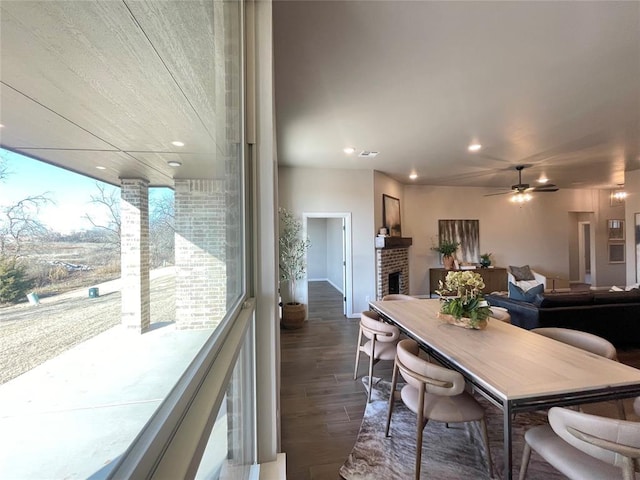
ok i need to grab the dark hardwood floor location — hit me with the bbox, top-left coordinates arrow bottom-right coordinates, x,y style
280,281 -> 393,480
279,282 -> 640,480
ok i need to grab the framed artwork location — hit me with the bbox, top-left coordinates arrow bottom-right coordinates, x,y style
636,213 -> 640,283
607,219 -> 624,240
438,219 -> 479,264
608,243 -> 625,264
383,194 -> 402,237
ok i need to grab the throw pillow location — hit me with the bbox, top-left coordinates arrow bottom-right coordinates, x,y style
515,279 -> 540,292
509,265 -> 535,281
508,282 -> 544,302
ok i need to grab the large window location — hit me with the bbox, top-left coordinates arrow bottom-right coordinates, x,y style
0,1 -> 254,478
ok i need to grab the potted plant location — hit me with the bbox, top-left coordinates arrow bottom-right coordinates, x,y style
279,207 -> 311,329
435,270 -> 491,329
480,252 -> 492,268
432,239 -> 460,270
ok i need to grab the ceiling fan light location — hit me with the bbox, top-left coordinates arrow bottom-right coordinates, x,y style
468,143 -> 482,152
510,192 -> 532,203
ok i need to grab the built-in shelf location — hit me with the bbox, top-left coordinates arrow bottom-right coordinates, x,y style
375,236 -> 413,249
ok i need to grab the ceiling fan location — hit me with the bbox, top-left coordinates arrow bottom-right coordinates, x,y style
484,165 -> 559,199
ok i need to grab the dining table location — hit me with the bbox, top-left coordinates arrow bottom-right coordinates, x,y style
369,298 -> 640,479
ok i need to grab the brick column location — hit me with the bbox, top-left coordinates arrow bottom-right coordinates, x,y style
120,178 -> 150,332
174,179 -> 226,329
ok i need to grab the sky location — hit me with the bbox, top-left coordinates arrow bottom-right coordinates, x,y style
0,148 -> 169,234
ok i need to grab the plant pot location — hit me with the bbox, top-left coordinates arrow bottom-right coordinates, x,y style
437,312 -> 487,330
282,302 -> 306,329
443,255 -> 455,270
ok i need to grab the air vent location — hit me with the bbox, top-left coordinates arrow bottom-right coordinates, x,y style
358,151 -> 379,158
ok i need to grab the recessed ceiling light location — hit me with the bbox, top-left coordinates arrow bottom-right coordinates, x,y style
96,166 -> 106,170
409,173 -> 418,180
468,143 -> 482,152
0,124 -> 4,128
167,161 -> 182,167
172,141 -> 185,147
343,147 -> 355,154
537,177 -> 549,184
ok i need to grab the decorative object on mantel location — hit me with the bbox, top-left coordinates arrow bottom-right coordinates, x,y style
431,239 -> 459,270
278,207 -> 311,329
382,194 -> 402,237
480,252 -> 492,268
435,270 -> 490,329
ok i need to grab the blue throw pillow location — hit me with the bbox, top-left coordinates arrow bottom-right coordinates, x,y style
508,282 -> 544,302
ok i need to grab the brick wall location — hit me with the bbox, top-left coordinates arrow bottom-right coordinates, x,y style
376,247 -> 410,300
174,179 -> 227,329
121,178 -> 150,332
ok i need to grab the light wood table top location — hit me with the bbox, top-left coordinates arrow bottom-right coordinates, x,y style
370,299 -> 640,403
370,298 -> 640,479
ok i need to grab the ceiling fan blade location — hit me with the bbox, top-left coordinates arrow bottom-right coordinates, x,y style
483,190 -> 513,197
532,184 -> 559,192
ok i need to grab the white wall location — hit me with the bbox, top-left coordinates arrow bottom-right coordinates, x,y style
402,183 -> 600,294
307,218 -> 327,280
596,189 -> 627,287
326,217 -> 344,292
278,167 -> 375,315
280,166 -> 631,313
625,169 -> 640,287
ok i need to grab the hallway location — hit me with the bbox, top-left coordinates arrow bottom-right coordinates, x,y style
280,281 -> 393,480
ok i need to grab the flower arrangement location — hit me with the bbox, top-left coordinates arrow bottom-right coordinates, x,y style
435,270 -> 491,328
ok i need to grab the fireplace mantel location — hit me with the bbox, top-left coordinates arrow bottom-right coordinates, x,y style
375,236 -> 413,249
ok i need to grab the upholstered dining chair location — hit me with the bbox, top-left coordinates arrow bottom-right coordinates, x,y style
531,327 -> 618,360
531,327 -> 625,419
519,406 -> 640,480
353,310 -> 401,402
385,339 -> 493,480
382,293 -> 417,301
489,306 -> 511,323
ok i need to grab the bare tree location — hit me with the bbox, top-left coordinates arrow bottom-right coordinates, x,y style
0,158 -> 8,181
84,182 -> 121,253
84,184 -> 175,267
0,158 -> 53,258
149,191 -> 175,267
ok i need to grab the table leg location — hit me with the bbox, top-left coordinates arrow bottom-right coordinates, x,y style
503,402 -> 513,479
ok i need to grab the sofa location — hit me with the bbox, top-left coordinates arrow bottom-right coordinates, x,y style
485,290 -> 640,347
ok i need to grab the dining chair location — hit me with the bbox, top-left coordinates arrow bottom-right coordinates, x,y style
385,339 -> 493,480
382,294 -> 417,301
489,306 -> 511,323
519,406 -> 640,480
353,310 -> 401,402
531,327 -> 625,419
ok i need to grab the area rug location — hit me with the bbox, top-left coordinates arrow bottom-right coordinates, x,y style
339,377 -> 566,480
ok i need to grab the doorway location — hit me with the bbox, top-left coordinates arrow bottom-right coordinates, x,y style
578,221 -> 592,284
303,212 -> 353,317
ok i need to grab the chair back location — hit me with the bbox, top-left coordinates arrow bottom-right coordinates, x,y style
396,339 -> 465,397
548,407 -> 640,470
360,311 -> 400,343
532,327 -> 617,360
382,294 -> 416,301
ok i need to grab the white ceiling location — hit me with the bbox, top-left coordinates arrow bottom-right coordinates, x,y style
273,1 -> 640,191
0,0 -> 229,187
0,1 -> 638,193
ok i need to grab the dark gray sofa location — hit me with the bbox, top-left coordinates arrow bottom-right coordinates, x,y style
485,290 -> 640,347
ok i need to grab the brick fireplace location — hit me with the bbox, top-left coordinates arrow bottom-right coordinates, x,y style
375,237 -> 412,300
